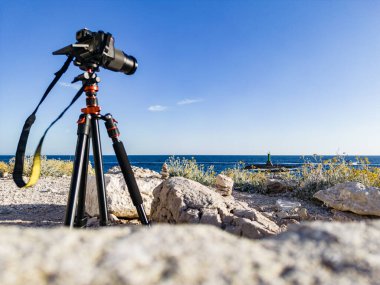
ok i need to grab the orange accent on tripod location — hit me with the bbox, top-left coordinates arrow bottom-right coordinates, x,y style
81,106 -> 101,114
84,85 -> 99,93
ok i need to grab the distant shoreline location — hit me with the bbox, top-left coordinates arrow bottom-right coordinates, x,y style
2,154 -> 380,173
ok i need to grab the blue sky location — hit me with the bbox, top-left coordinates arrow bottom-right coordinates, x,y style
1,0 -> 380,155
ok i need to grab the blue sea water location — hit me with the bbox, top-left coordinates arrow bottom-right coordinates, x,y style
1,154 -> 380,173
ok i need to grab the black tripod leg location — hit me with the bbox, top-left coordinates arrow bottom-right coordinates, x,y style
65,114 -> 91,228
75,134 -> 90,227
91,116 -> 109,226
104,114 -> 150,225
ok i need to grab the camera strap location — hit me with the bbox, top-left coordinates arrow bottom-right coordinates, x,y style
13,56 -> 84,188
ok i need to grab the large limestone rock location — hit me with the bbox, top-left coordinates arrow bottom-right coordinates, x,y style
0,221 -> 380,284
86,167 -> 163,218
314,182 -> 380,216
151,177 -> 280,239
107,166 -> 161,178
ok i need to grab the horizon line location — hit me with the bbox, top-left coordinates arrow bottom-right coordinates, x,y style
1,154 -> 380,156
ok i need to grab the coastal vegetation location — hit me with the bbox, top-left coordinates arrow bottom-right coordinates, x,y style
0,156 -> 94,177
165,156 -> 217,186
296,156 -> 380,199
165,155 -> 380,200
1,155 -> 380,200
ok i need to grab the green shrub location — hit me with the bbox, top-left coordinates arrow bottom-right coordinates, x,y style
165,155 -> 380,200
4,154 -> 379,201
165,156 -> 216,186
166,157 -> 268,192
295,155 -> 380,199
221,161 -> 267,192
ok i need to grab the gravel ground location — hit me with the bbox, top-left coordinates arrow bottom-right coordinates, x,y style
0,177 -> 70,227
232,190 -> 334,220
1,176 -> 376,228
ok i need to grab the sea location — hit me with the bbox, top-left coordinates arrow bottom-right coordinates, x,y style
1,155 -> 380,173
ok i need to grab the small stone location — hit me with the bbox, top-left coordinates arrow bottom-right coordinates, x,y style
86,217 -> 99,227
215,174 -> 234,196
160,163 -> 169,179
298,207 -> 309,220
0,172 -> 9,178
275,200 -> 304,220
277,211 -> 290,219
109,213 -> 119,222
40,187 -> 52,193
128,219 -> 141,225
276,199 -> 301,213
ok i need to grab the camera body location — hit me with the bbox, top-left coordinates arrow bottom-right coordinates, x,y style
53,29 -> 138,75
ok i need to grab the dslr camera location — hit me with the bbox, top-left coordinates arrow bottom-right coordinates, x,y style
53,28 -> 137,75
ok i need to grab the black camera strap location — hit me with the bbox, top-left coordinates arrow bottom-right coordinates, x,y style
13,56 -> 84,188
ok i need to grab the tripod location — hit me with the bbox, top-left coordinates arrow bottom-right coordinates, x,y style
64,68 -> 150,228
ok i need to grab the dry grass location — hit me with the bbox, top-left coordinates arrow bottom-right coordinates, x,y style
165,156 -> 216,185
221,161 -> 267,192
3,156 -> 94,177
0,161 -> 10,175
295,155 -> 380,199
166,155 -> 380,200
2,155 -> 379,201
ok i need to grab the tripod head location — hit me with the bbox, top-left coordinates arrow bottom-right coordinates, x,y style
69,68 -> 102,116
72,69 -> 101,85
53,29 -> 138,75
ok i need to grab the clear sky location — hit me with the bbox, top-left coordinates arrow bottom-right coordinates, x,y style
1,0 -> 380,155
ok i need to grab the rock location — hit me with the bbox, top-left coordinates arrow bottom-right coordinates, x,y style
0,221 -> 380,284
298,207 -> 309,220
215,174 -> 234,196
0,172 -> 9,178
331,209 -> 372,222
314,182 -> 380,216
86,217 -> 99,227
109,213 -> 119,222
86,168 -> 163,218
160,163 -> 169,179
266,178 -> 297,193
151,177 -> 280,239
276,199 -> 301,212
276,200 -> 298,218
107,166 -> 161,178
275,200 -> 310,220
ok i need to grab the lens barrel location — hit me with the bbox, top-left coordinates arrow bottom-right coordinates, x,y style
104,49 -> 138,75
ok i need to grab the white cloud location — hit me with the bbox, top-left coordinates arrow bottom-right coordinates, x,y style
177,98 -> 203,105
148,105 -> 168,112
59,82 -> 81,90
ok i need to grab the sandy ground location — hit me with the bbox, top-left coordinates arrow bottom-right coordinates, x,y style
0,177 -> 70,227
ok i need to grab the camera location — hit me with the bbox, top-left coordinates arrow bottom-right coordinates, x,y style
53,28 -> 137,75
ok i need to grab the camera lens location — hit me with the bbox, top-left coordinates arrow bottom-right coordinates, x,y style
104,49 -> 138,75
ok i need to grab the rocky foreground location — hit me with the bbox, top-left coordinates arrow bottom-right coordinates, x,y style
0,222 -> 379,285
1,167 -> 380,284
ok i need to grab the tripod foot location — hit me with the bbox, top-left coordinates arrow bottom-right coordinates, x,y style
136,205 -> 151,226
74,216 -> 88,228
103,113 -> 151,226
